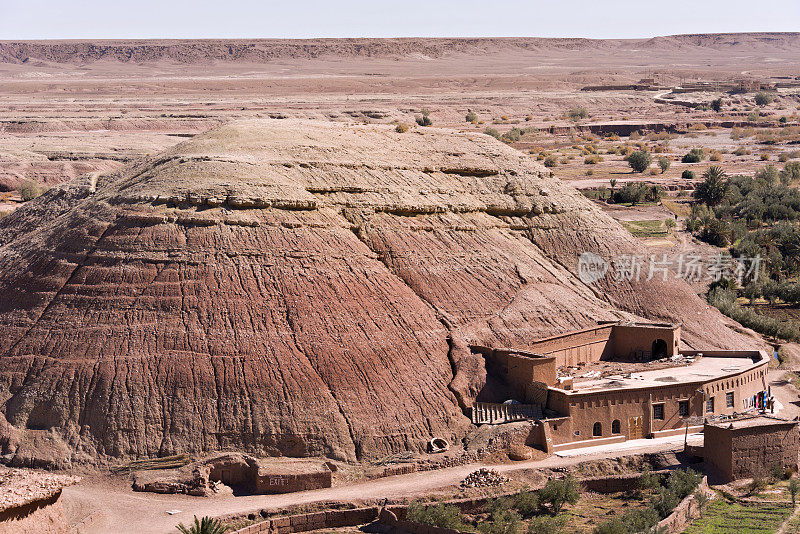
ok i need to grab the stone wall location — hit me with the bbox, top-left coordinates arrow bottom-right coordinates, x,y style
231,507 -> 381,534
655,476 -> 710,534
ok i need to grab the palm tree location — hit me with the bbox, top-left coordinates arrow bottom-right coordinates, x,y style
694,166 -> 729,207
176,516 -> 227,534
609,179 -> 617,202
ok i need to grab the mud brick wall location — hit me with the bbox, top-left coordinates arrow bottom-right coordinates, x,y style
232,507 -> 380,534
705,422 -> 799,482
252,470 -> 332,494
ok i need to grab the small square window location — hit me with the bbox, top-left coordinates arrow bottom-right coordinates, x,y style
726,392 -> 734,408
653,404 -> 665,420
678,400 -> 690,417
706,397 -> 715,413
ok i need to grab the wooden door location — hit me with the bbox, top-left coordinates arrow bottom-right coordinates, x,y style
629,416 -> 643,439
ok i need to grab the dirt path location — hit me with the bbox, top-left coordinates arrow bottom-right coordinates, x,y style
63,440 -> 688,534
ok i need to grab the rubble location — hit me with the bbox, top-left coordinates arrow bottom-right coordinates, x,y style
460,468 -> 509,488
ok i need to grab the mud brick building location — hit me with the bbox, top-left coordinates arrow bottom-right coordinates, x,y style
704,416 -> 800,482
474,321 -> 770,452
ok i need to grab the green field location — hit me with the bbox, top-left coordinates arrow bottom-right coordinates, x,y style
621,219 -> 671,238
683,499 -> 793,534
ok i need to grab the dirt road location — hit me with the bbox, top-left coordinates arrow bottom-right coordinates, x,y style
63,439 -> 691,534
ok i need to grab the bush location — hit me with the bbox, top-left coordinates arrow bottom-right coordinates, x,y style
415,111 -> 432,126
512,489 -> 540,517
543,156 -> 558,168
484,127 -> 501,140
682,148 -> 705,163
480,498 -> 522,534
584,155 -> 602,164
733,146 -> 750,156
658,157 -> 671,174
567,107 -> 589,121
711,98 -> 724,112
709,150 -> 722,161
781,161 -> 800,184
755,92 -> 774,106
395,123 -> 409,133
627,150 -> 652,173
593,508 -> 659,534
682,169 -> 696,180
538,477 -> 579,515
527,515 -> 566,534
17,179 -> 42,202
465,110 -> 478,123
407,502 -> 470,531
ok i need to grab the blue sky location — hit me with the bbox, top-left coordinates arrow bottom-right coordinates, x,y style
1,0 -> 799,40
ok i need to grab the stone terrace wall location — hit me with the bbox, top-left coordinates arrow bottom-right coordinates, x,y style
655,476 -> 709,534
231,507 -> 380,534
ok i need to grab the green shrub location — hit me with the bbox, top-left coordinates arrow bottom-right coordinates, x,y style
682,148 -> 705,163
755,92 -> 774,106
781,161 -> 800,184
538,477 -> 579,515
543,156 -> 558,168
484,127 -> 501,140
658,157 -> 671,173
711,98 -> 724,112
407,502 -> 471,531
512,489 -> 540,518
682,169 -> 696,179
17,179 -> 42,202
567,107 -> 589,121
415,111 -> 432,126
526,515 -> 566,534
627,150 -> 652,173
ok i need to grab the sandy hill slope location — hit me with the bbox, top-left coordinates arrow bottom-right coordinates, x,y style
0,120 -> 758,465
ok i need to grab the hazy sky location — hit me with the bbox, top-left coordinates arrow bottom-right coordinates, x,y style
1,0 -> 799,40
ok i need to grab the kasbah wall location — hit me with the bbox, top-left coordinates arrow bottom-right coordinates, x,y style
704,418 -> 800,482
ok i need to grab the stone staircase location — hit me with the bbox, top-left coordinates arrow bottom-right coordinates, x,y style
470,402 -> 543,425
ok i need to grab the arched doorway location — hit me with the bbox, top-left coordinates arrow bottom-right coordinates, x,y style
652,339 -> 668,360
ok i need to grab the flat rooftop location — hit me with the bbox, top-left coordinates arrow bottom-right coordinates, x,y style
707,415 -> 797,430
562,355 -> 764,393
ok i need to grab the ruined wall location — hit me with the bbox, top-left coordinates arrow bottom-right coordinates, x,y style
705,421 -> 800,482
526,325 -> 614,368
482,349 -> 556,397
611,324 -> 679,360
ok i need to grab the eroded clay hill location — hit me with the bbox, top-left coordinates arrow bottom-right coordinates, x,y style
0,120 -> 758,466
